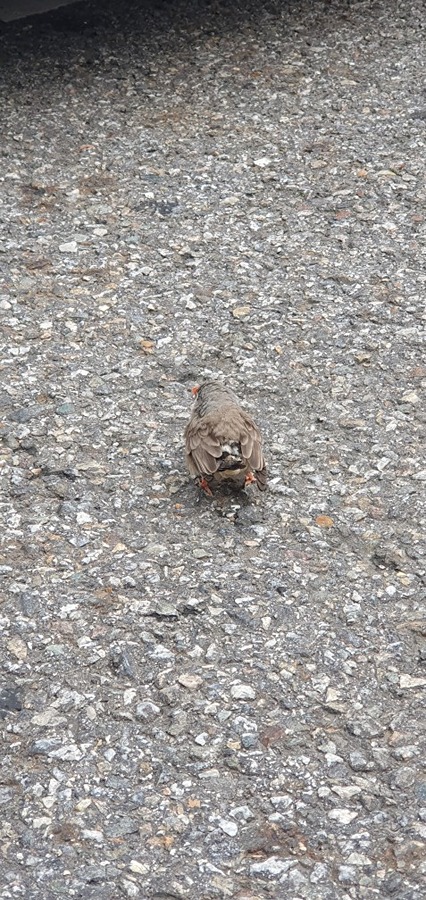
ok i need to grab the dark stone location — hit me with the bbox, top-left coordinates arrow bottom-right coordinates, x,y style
109,646 -> 136,679
9,405 -> 46,423
0,686 -> 22,718
104,817 -> 139,838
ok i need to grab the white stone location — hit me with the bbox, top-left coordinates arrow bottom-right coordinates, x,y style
7,636 -> 27,660
250,857 -> 293,877
347,852 -> 372,865
33,817 -> 52,829
178,673 -> 203,690
318,787 -> 331,798
129,861 -> 149,875
325,688 -> 341,703
75,798 -> 91,812
136,701 -> 160,720
121,879 -> 139,898
331,785 -> 361,800
328,808 -> 358,824
123,689 -> 137,705
76,510 -> 92,524
151,644 -> 174,659
59,241 -> 78,252
81,829 -> 103,842
400,674 -> 426,688
31,708 -> 67,727
401,391 -> 419,404
325,753 -> 344,766
230,683 -> 256,700
48,744 -> 83,761
218,818 -> 238,837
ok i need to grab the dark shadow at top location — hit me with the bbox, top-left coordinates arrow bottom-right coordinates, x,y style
0,0 -> 353,93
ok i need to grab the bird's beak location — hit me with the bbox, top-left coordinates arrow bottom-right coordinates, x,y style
191,385 -> 200,396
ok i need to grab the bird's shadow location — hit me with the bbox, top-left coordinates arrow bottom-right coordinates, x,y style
195,482 -> 262,520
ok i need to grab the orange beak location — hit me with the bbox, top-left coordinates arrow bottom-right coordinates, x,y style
191,385 -> 200,396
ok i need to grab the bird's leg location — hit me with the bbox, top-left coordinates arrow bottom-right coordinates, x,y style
199,477 -> 213,496
244,471 -> 256,487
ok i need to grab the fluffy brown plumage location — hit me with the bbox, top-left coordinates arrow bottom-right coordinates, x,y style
184,380 -> 267,493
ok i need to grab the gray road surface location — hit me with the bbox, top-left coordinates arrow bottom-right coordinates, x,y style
0,1 -> 425,898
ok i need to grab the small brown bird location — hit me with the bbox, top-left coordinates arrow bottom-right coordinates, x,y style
184,380 -> 267,495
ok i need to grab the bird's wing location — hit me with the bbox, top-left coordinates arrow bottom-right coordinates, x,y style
184,417 -> 223,476
238,411 -> 265,471
237,411 -> 267,490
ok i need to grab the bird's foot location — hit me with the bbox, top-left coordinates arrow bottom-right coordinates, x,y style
244,471 -> 256,487
199,477 -> 213,496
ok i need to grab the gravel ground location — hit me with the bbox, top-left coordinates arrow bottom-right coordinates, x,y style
1,0 -> 425,897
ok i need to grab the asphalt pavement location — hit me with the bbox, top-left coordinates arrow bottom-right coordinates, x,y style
0,1 -> 425,898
